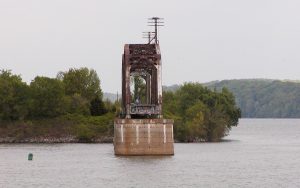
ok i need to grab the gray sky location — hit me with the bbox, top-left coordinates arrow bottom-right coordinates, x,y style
1,0 -> 300,93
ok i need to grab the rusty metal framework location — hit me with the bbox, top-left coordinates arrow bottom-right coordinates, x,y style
122,44 -> 162,118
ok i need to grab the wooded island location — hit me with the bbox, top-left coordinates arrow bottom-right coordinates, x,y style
0,68 -> 240,143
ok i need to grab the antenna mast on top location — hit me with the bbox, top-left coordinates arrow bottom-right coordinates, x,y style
142,31 -> 155,44
147,17 -> 164,44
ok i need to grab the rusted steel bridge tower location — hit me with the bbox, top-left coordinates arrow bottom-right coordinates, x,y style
114,17 -> 174,155
122,43 -> 162,118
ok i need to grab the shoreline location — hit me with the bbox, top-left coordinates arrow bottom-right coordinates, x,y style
0,136 -> 113,144
0,137 -> 211,144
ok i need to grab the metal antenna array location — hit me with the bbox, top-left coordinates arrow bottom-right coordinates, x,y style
147,17 -> 164,44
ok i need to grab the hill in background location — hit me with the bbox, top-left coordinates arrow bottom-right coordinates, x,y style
206,79 -> 300,118
104,79 -> 300,118
103,92 -> 119,102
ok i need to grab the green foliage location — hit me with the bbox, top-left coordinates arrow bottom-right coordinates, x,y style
0,113 -> 115,142
103,99 -> 117,113
75,124 -> 96,142
58,67 -> 103,101
90,96 -> 107,116
58,67 -> 107,116
112,100 -> 122,117
0,68 -> 118,142
29,76 -> 67,118
163,82 -> 241,142
65,93 -> 90,115
185,102 -> 208,141
64,113 -> 115,141
207,79 -> 300,118
131,76 -> 146,103
0,70 -> 30,120
0,67 -> 109,121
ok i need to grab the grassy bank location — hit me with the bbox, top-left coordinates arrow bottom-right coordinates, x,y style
0,113 -> 115,143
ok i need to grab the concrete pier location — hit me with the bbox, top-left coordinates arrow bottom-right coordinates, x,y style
114,119 -> 174,155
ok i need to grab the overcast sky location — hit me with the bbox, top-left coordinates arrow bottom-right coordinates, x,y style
1,0 -> 300,92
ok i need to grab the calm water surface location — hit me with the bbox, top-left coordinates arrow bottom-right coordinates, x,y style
1,119 -> 300,188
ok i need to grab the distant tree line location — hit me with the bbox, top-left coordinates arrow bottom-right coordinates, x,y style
207,79 -> 300,118
163,83 -> 241,142
0,68 -> 118,121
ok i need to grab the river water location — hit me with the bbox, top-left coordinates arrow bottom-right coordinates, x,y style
1,119 -> 300,188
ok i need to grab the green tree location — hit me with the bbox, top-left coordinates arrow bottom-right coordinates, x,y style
0,70 -> 29,120
163,82 -> 241,142
29,76 -> 67,118
66,93 -> 90,115
185,102 -> 208,141
58,67 -> 106,115
90,96 -> 107,116
58,68 -> 103,101
131,76 -> 146,103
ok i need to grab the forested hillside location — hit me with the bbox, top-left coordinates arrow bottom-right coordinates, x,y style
206,79 -> 300,118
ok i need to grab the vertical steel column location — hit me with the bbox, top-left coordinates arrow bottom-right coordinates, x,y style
146,74 -> 151,104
